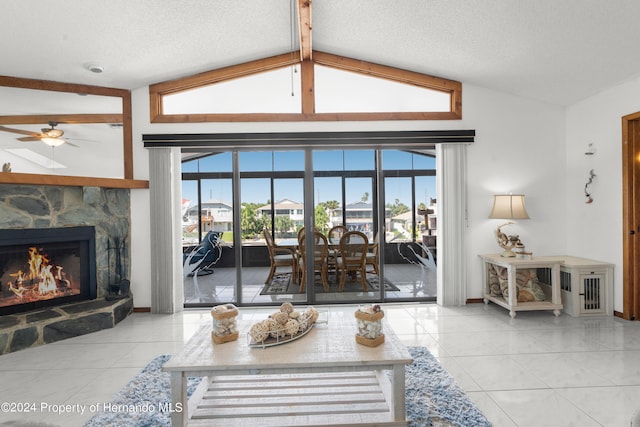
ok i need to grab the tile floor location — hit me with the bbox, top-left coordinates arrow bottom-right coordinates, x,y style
1,303 -> 640,426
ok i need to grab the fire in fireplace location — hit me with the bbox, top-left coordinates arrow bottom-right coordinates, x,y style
0,227 -> 97,315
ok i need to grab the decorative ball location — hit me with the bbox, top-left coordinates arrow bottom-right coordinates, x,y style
249,321 -> 269,343
271,311 -> 289,325
297,318 -> 309,333
305,306 -> 319,323
265,318 -> 285,339
280,302 -> 294,314
284,318 -> 299,336
288,310 -> 300,319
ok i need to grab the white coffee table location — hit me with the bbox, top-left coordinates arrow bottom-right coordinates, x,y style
163,311 -> 413,426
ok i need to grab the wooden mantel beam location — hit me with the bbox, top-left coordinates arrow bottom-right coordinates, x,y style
297,0 -> 312,61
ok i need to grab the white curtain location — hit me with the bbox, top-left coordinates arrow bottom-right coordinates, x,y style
436,143 -> 468,306
149,147 -> 184,313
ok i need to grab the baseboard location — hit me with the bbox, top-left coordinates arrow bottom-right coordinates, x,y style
466,298 -> 485,304
133,307 -> 151,313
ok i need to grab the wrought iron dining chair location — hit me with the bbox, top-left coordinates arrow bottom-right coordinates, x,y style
336,230 -> 369,292
263,227 -> 298,285
298,230 -> 329,292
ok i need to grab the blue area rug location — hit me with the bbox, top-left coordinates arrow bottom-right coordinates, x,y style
84,347 -> 491,427
405,347 -> 491,426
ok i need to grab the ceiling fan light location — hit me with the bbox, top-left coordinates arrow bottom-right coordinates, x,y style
41,137 -> 65,147
44,129 -> 64,138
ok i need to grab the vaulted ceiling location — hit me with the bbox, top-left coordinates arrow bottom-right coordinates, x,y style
3,0 -> 640,107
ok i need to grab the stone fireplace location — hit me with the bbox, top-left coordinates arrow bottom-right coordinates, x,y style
0,184 -> 133,354
0,226 -> 97,315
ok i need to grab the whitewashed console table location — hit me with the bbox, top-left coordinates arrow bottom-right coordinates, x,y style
163,313 -> 413,426
479,254 -> 563,318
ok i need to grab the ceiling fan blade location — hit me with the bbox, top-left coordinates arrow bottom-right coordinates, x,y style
0,125 -> 40,137
64,140 -> 79,148
65,137 -> 99,143
17,136 -> 42,142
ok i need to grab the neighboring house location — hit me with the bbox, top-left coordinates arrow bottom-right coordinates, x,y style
333,202 -> 393,240
185,200 -> 234,232
258,199 -> 304,230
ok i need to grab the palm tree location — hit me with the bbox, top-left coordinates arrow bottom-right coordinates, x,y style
325,200 -> 340,210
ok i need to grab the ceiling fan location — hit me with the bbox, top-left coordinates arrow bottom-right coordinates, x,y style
0,122 -> 77,147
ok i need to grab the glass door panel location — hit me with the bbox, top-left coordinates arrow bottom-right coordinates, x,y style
344,177 -> 374,239
384,176 -> 419,299
240,177 -> 306,304
314,176 -> 342,302
239,178 -> 270,302
271,178 -> 305,302
273,178 -> 304,241
183,178 -> 236,305
181,180 -> 199,245
414,175 -> 437,298
314,177 -> 342,232
319,176 -> 376,303
383,176 -> 436,300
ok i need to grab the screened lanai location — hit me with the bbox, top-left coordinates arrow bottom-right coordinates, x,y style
180,148 -> 438,307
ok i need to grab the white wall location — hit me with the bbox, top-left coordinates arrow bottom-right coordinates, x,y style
127,88 -> 152,307
463,85 -> 567,298
566,74 -> 640,311
127,82 -> 567,307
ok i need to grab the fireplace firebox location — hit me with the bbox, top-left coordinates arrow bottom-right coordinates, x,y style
0,227 -> 97,315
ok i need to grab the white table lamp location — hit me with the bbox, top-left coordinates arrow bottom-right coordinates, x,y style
488,194 -> 529,257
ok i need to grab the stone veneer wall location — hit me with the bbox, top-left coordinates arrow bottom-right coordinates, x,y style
0,184 -> 131,299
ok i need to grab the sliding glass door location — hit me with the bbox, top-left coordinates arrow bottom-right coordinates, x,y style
181,148 -> 436,307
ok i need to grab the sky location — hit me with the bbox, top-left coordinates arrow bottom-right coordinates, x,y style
181,150 -> 436,210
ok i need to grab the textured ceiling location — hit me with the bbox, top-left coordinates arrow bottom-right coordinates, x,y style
2,0 -> 640,106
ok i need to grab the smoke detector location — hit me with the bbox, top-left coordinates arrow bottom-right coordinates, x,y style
86,64 -> 104,73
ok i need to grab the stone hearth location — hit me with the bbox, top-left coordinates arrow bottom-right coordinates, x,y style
0,297 -> 133,354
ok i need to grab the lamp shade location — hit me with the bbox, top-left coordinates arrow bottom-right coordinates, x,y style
488,194 -> 529,219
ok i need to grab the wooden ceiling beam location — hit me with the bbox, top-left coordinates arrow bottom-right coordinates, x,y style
0,114 -> 123,125
297,0 -> 312,61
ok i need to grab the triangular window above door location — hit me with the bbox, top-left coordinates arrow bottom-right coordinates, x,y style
314,64 -> 451,113
150,51 -> 462,122
163,67 -> 302,115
